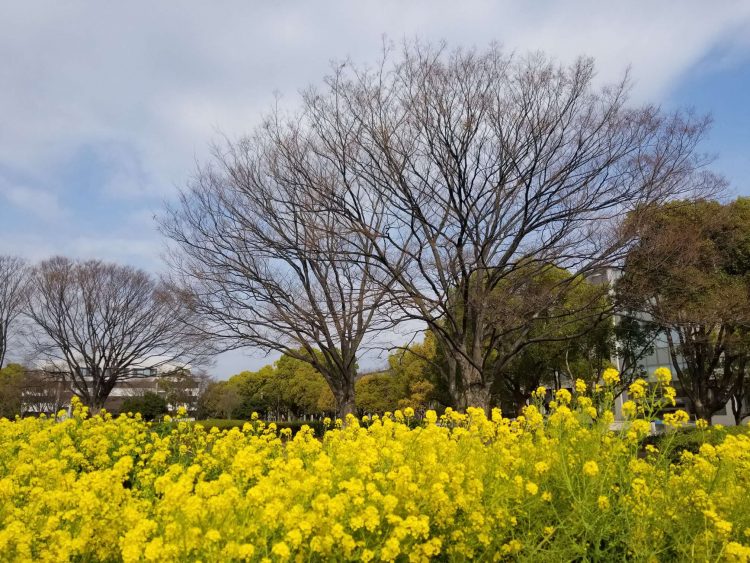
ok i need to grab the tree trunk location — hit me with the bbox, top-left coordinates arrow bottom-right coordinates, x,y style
463,383 -> 491,414
731,394 -> 743,426
692,397 -> 715,424
89,397 -> 106,413
334,383 -> 356,418
456,356 -> 490,412
514,388 -> 531,418
443,354 -> 459,409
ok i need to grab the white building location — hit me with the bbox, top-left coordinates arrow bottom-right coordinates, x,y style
25,356 -> 200,414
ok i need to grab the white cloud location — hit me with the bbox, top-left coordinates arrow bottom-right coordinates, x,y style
0,183 -> 68,222
1,1 -> 748,195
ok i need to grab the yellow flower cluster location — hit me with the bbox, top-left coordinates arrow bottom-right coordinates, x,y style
0,374 -> 749,562
622,366 -> 680,425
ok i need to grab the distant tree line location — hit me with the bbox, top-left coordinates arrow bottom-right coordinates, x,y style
197,342 -> 438,420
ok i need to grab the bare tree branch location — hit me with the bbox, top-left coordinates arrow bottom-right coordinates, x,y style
161,125 -> 395,416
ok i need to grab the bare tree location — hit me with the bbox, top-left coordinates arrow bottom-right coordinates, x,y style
21,369 -> 70,416
159,369 -> 210,413
26,257 -> 212,410
295,43 -> 721,410
161,129 -> 394,416
0,256 -> 31,368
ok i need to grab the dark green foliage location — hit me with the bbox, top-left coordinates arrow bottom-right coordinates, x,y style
483,267 -> 615,413
195,381 -> 241,419
0,363 -> 25,418
619,198 -> 750,421
121,392 -> 169,421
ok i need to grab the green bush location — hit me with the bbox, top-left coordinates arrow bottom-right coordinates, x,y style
121,392 -> 168,421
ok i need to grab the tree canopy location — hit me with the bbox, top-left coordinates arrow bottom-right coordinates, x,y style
618,198 -> 750,421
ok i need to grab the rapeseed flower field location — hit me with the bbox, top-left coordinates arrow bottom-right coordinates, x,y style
1,369 -> 749,561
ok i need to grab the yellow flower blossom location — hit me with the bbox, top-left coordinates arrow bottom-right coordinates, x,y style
622,400 -> 637,419
602,368 -> 620,386
628,379 -> 647,400
555,389 -> 572,405
272,541 -> 291,559
654,367 -> 672,385
664,410 -> 690,428
583,461 -> 599,477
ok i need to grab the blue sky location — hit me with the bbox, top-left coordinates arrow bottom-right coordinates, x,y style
1,1 -> 749,377
667,52 -> 750,193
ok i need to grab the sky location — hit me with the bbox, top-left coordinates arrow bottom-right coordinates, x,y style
1,1 -> 749,378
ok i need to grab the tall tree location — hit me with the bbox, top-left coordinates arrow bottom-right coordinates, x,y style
230,356 -> 335,420
297,43 -> 720,409
356,336 -> 437,415
26,257 -> 211,409
0,256 -> 30,368
618,198 -> 750,421
196,380 -> 243,420
161,127 -> 394,416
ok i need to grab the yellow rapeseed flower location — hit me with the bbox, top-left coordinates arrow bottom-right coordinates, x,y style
622,400 -> 637,419
654,367 -> 672,385
664,410 -> 690,428
628,379 -> 647,400
583,461 -> 599,477
0,364 -> 745,561
602,368 -> 620,386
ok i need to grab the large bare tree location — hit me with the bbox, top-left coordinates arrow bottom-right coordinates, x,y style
295,43 -> 721,409
0,256 -> 30,368
26,257 -> 211,409
161,129 -> 394,416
